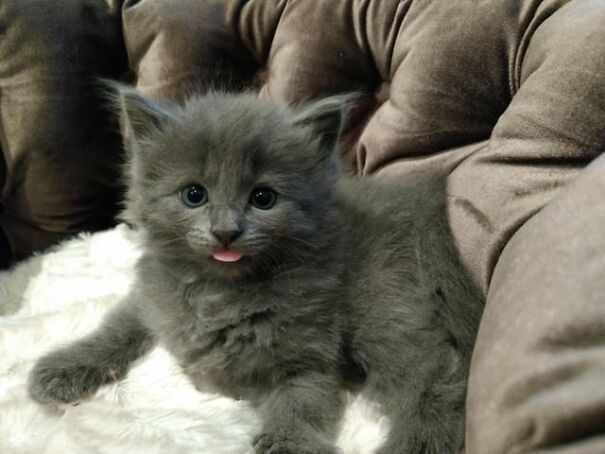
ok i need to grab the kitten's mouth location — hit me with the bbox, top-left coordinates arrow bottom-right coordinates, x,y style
212,249 -> 243,263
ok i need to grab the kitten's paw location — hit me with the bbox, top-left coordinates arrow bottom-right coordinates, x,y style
253,431 -> 339,454
28,355 -> 106,404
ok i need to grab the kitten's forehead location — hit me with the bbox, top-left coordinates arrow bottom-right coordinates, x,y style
169,97 -> 308,180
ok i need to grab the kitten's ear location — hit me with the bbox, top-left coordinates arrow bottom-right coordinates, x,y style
99,79 -> 176,143
292,94 -> 357,156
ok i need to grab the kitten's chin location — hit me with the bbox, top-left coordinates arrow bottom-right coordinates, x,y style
205,255 -> 259,281
182,244 -> 292,281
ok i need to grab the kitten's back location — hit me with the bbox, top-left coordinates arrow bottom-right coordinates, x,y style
337,173 -> 483,366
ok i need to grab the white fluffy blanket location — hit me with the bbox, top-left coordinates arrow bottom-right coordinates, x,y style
0,225 -> 389,454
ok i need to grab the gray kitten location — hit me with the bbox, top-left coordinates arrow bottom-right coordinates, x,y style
28,85 -> 484,454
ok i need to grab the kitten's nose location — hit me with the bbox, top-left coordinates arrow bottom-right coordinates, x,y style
211,228 -> 243,246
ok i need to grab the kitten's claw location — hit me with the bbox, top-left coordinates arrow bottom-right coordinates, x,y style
28,355 -> 106,404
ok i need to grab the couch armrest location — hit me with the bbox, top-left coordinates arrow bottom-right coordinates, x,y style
467,151 -> 605,452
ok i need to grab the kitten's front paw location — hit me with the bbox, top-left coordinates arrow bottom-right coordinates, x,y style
253,431 -> 339,454
28,354 -> 106,404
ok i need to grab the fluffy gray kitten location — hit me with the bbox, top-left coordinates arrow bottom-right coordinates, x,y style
28,85 -> 484,454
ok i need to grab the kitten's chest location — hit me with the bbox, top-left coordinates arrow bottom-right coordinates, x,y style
165,287 -> 286,398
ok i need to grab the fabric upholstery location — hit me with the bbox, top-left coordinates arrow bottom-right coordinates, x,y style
0,0 -> 126,263
1,0 -> 604,451
468,152 -> 605,453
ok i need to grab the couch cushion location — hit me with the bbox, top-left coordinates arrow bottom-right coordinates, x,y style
0,0 -> 127,264
122,0 -> 259,102
467,151 -> 605,453
123,0 -> 605,293
448,0 -> 605,291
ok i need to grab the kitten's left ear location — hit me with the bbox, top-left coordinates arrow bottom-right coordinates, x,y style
99,79 -> 176,144
292,94 -> 357,158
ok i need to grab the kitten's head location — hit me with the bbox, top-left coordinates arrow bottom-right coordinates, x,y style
109,84 -> 351,280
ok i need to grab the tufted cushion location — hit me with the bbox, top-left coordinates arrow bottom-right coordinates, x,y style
123,0 -> 605,293
1,0 -> 603,451
0,0 -> 126,264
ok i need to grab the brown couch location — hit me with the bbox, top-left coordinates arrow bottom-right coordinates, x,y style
1,0 -> 604,451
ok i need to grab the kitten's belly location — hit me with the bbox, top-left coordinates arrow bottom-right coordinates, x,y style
166,324 -> 280,403
184,352 -> 275,403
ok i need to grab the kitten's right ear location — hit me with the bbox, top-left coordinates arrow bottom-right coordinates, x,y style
99,79 -> 176,142
291,92 -> 361,159
292,95 -> 347,155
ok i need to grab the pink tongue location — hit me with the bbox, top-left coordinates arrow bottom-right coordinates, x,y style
212,249 -> 243,263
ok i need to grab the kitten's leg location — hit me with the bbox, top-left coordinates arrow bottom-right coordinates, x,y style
254,372 -> 343,454
372,349 -> 467,454
28,299 -> 155,404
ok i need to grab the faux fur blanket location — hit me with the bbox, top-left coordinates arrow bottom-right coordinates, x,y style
0,225 -> 388,454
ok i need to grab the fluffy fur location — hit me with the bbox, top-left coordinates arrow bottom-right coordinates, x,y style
26,87 -> 484,453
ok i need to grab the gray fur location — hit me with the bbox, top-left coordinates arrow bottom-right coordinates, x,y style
28,86 -> 484,454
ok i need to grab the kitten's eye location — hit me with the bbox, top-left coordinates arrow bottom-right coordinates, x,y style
250,187 -> 277,210
180,184 -> 207,208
